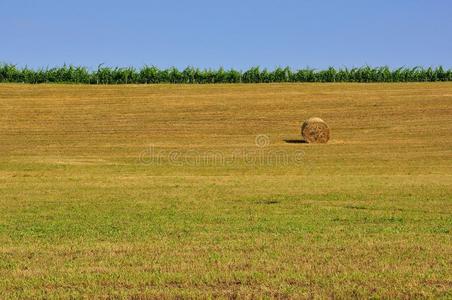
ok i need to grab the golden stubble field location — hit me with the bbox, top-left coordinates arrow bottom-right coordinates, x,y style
0,83 -> 451,298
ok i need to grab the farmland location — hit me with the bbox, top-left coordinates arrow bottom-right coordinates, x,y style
0,83 -> 451,298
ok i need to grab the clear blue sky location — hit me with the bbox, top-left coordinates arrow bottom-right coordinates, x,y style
1,0 -> 451,70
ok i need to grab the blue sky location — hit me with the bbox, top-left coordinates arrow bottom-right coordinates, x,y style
1,0 -> 451,70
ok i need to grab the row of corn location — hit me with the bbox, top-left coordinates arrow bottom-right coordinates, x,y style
1,64 -> 451,84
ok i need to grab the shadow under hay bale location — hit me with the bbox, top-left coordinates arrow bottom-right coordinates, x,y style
284,139 -> 307,144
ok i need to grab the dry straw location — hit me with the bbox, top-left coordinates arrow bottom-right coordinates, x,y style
301,117 -> 330,144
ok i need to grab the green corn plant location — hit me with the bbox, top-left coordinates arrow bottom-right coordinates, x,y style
0,63 -> 451,84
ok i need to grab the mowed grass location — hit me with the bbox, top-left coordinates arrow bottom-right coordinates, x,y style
0,83 -> 451,298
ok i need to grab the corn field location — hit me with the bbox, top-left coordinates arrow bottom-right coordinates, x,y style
0,64 -> 451,84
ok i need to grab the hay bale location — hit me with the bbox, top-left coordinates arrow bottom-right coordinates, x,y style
301,117 -> 330,144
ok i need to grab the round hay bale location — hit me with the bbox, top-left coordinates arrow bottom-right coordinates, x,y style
301,117 -> 330,144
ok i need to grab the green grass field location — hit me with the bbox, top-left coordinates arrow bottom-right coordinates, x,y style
0,83 -> 451,298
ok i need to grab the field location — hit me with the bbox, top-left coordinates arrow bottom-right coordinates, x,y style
0,83 -> 451,298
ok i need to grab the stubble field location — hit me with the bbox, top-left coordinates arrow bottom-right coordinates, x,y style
0,83 -> 451,298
